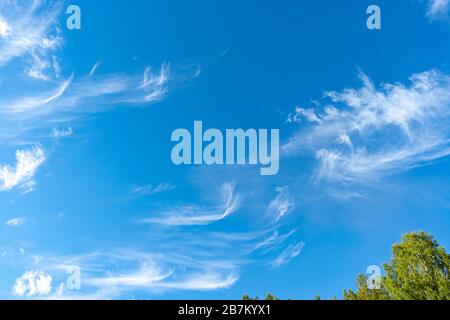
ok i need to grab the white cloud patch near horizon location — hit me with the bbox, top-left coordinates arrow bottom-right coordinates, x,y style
284,69 -> 450,184
28,250 -> 238,299
13,270 -> 52,297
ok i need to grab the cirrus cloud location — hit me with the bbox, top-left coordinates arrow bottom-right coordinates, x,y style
0,146 -> 46,192
0,0 -> 63,79
426,0 -> 449,19
284,70 -> 450,184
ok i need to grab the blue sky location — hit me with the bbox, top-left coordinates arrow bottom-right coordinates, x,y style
1,0 -> 450,299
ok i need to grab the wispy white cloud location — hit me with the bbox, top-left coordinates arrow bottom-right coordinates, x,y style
89,60 -> 102,77
85,262 -> 237,292
6,75 -> 73,114
7,215 -> 303,299
0,0 -> 63,79
86,261 -> 172,288
426,0 -> 449,19
130,182 -> 175,197
6,217 -> 26,227
0,63 -> 196,144
31,250 -> 238,299
0,146 -> 46,192
284,70 -> 450,183
52,127 -> 73,139
266,186 -> 295,222
141,182 -> 241,226
2,64 -> 170,116
270,242 -> 305,268
253,229 -> 297,253
0,14 -> 11,38
0,1 -> 198,145
13,270 -> 52,297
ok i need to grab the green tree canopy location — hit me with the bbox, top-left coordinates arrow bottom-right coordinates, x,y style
242,293 -> 279,300
345,231 -> 450,300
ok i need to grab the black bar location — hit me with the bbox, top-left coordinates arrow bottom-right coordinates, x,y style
0,300 -> 447,318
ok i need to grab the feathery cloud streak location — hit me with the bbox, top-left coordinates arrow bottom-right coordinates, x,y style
140,182 -> 241,226
0,0 -> 63,80
284,70 -> 450,183
0,146 -> 45,192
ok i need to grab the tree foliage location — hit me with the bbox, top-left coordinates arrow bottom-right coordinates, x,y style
242,293 -> 279,300
345,231 -> 450,300
243,232 -> 450,300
